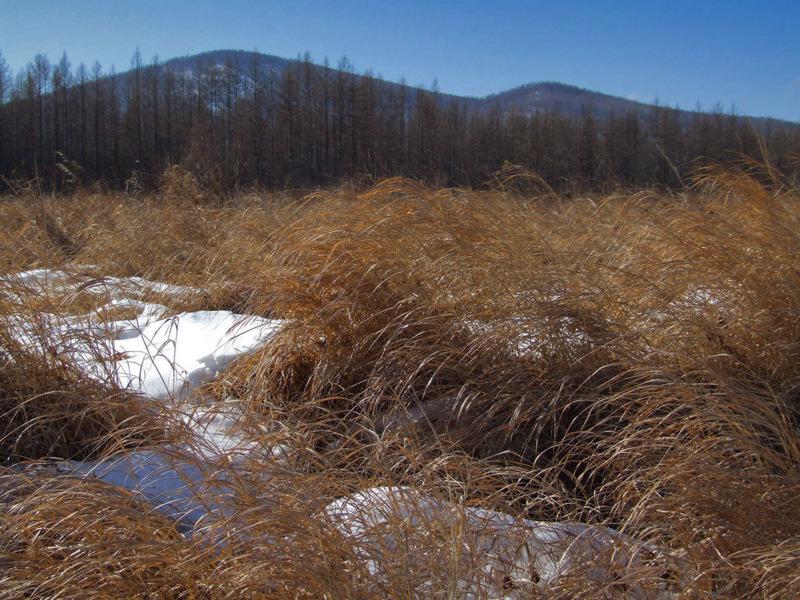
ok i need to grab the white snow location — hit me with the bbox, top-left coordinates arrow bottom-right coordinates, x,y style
464,314 -> 590,360
7,268 -> 74,289
1,268 -> 200,301
326,486 -> 680,599
6,269 -> 288,533
107,309 -> 281,400
3,269 -> 282,401
5,268 -> 288,538
8,307 -> 281,401
81,275 -> 201,301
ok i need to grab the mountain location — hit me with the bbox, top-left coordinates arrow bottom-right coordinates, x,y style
156,49 -> 476,107
484,82 -> 795,131
161,49 -> 291,77
483,82 -> 655,119
153,50 -> 795,129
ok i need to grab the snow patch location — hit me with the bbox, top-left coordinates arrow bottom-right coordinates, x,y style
3,269 -> 282,401
1,268 -> 202,302
326,486 -> 681,599
107,310 -> 281,400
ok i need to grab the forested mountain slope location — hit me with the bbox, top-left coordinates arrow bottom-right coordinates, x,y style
0,48 -> 797,191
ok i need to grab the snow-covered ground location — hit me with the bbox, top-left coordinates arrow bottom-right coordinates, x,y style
3,268 -> 200,302
53,446 -> 240,534
2,269 -> 282,400
327,486 -> 680,599
5,269 -> 682,598
6,269 -> 284,535
101,308 -> 280,400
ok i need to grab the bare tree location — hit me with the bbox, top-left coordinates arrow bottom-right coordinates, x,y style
31,54 -> 51,163
77,63 -> 88,168
91,61 -> 103,178
0,50 -> 11,171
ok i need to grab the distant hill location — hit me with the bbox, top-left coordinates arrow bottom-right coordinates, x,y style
160,49 -> 291,77
152,50 -> 795,129
482,82 -> 794,132
482,82 -> 654,119
156,49 -> 475,107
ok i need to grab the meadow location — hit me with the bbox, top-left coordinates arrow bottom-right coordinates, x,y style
0,165 -> 798,598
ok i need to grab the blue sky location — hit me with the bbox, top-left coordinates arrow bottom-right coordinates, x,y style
1,0 -> 798,121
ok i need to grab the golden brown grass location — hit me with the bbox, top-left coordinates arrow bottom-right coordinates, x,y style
0,166 -> 798,598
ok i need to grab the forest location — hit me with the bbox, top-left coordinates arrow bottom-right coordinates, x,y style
1,49 -> 799,193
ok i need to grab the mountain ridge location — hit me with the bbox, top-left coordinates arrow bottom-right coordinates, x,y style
154,49 -> 796,127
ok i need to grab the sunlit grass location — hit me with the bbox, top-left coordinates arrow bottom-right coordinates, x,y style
0,166 -> 798,598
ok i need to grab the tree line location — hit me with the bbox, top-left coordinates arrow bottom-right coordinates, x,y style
0,49 -> 798,193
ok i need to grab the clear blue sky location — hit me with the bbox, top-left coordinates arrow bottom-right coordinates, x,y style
1,0 -> 798,121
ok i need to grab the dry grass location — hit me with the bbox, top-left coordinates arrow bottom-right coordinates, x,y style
0,166 -> 798,598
